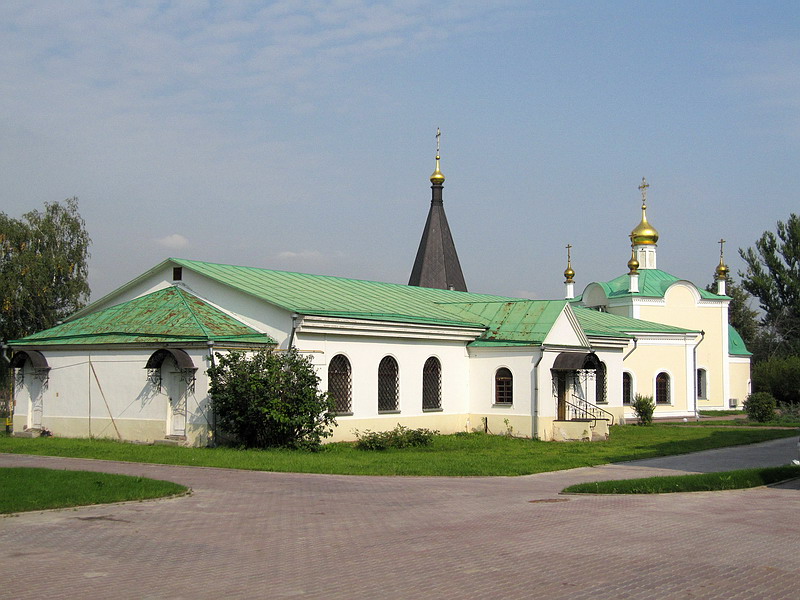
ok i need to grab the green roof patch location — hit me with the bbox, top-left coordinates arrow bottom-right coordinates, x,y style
728,325 -> 752,356
572,306 -> 696,337
596,269 -> 728,300
11,286 -> 275,347
170,258 -> 519,328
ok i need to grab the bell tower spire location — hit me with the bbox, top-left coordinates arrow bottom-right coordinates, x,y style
409,129 -> 468,291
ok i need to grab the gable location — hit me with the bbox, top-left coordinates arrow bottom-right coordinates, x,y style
543,305 -> 590,347
663,282 -> 702,308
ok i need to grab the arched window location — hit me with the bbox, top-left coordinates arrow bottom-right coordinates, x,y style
328,354 -> 352,414
656,372 -> 670,405
697,369 -> 707,399
495,368 -> 513,404
422,357 -> 441,410
622,372 -> 633,405
378,356 -> 399,412
596,362 -> 607,403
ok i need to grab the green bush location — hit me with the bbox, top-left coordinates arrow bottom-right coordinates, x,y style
207,348 -> 336,450
776,402 -> 800,424
353,424 -> 438,451
743,392 -> 777,423
631,394 -> 655,425
752,356 -> 800,405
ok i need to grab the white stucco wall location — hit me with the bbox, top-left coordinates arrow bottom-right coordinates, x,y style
13,347 -> 214,446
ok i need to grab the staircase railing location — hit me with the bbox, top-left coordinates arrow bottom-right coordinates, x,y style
564,394 -> 615,426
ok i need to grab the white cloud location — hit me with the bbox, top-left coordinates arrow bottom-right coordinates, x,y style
277,249 -> 324,261
156,233 -> 190,249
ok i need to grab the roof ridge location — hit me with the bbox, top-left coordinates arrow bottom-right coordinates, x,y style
172,257 -> 512,299
172,287 -> 215,340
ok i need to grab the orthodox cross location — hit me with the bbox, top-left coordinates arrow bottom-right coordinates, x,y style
638,177 -> 649,207
436,127 -> 441,156
566,243 -> 572,265
719,238 -> 726,260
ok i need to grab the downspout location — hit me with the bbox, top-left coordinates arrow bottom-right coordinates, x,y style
692,331 -> 705,421
288,313 -> 300,349
623,337 -> 638,361
532,346 -> 546,440
207,340 -> 216,447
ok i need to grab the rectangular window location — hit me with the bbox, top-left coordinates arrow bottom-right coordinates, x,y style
697,369 -> 707,399
173,267 -> 183,281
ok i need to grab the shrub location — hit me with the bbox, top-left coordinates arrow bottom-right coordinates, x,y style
631,394 -> 655,425
776,402 -> 800,424
743,392 -> 777,423
207,348 -> 336,450
353,424 -> 438,451
752,356 -> 800,405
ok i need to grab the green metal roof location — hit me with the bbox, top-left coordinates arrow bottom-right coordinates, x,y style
596,269 -> 728,300
438,300 -> 568,346
728,325 -> 752,356
171,258 -> 518,327
572,306 -> 696,337
11,286 -> 275,346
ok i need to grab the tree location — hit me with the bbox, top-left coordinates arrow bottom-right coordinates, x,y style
207,348 -> 337,450
0,197 -> 91,343
739,213 -> 800,357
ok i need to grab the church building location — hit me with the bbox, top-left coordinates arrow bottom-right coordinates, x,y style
8,140 -> 750,445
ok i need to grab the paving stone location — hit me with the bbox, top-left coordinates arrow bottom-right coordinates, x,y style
1,437 -> 798,599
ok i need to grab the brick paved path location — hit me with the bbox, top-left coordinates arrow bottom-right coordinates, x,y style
1,438 -> 798,599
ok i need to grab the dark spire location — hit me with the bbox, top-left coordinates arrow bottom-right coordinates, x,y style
408,129 -> 468,292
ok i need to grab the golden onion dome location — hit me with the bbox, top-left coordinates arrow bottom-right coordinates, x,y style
630,205 -> 659,245
628,247 -> 640,274
564,265 -> 575,283
430,154 -> 445,184
715,259 -> 729,280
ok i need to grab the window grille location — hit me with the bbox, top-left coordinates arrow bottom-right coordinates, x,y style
495,368 -> 513,404
422,357 -> 441,410
328,355 -> 352,414
378,356 -> 399,412
622,372 -> 632,405
596,362 -> 607,403
697,369 -> 707,399
656,372 -> 670,405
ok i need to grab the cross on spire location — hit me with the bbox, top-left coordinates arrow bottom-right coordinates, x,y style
638,177 -> 649,207
718,238 -> 726,260
435,127 -> 441,157
566,243 -> 572,264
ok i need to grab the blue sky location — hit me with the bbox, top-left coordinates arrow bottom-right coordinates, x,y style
1,1 -> 798,301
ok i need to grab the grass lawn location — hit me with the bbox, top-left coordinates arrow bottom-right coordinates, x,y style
698,410 -> 745,416
562,465 -> 800,494
0,467 -> 188,514
0,425 -> 797,476
679,419 -> 800,428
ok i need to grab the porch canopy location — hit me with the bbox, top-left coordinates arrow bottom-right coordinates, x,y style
551,351 -> 600,371
145,348 -> 196,371
9,350 -> 50,370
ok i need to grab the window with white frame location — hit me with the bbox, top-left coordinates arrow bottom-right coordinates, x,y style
328,354 -> 352,414
697,368 -> 707,399
378,356 -> 399,412
656,372 -> 671,405
422,357 -> 442,410
622,372 -> 633,405
494,368 -> 513,405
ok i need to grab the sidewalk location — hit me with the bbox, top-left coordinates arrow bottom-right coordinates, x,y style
1,438 -> 798,599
